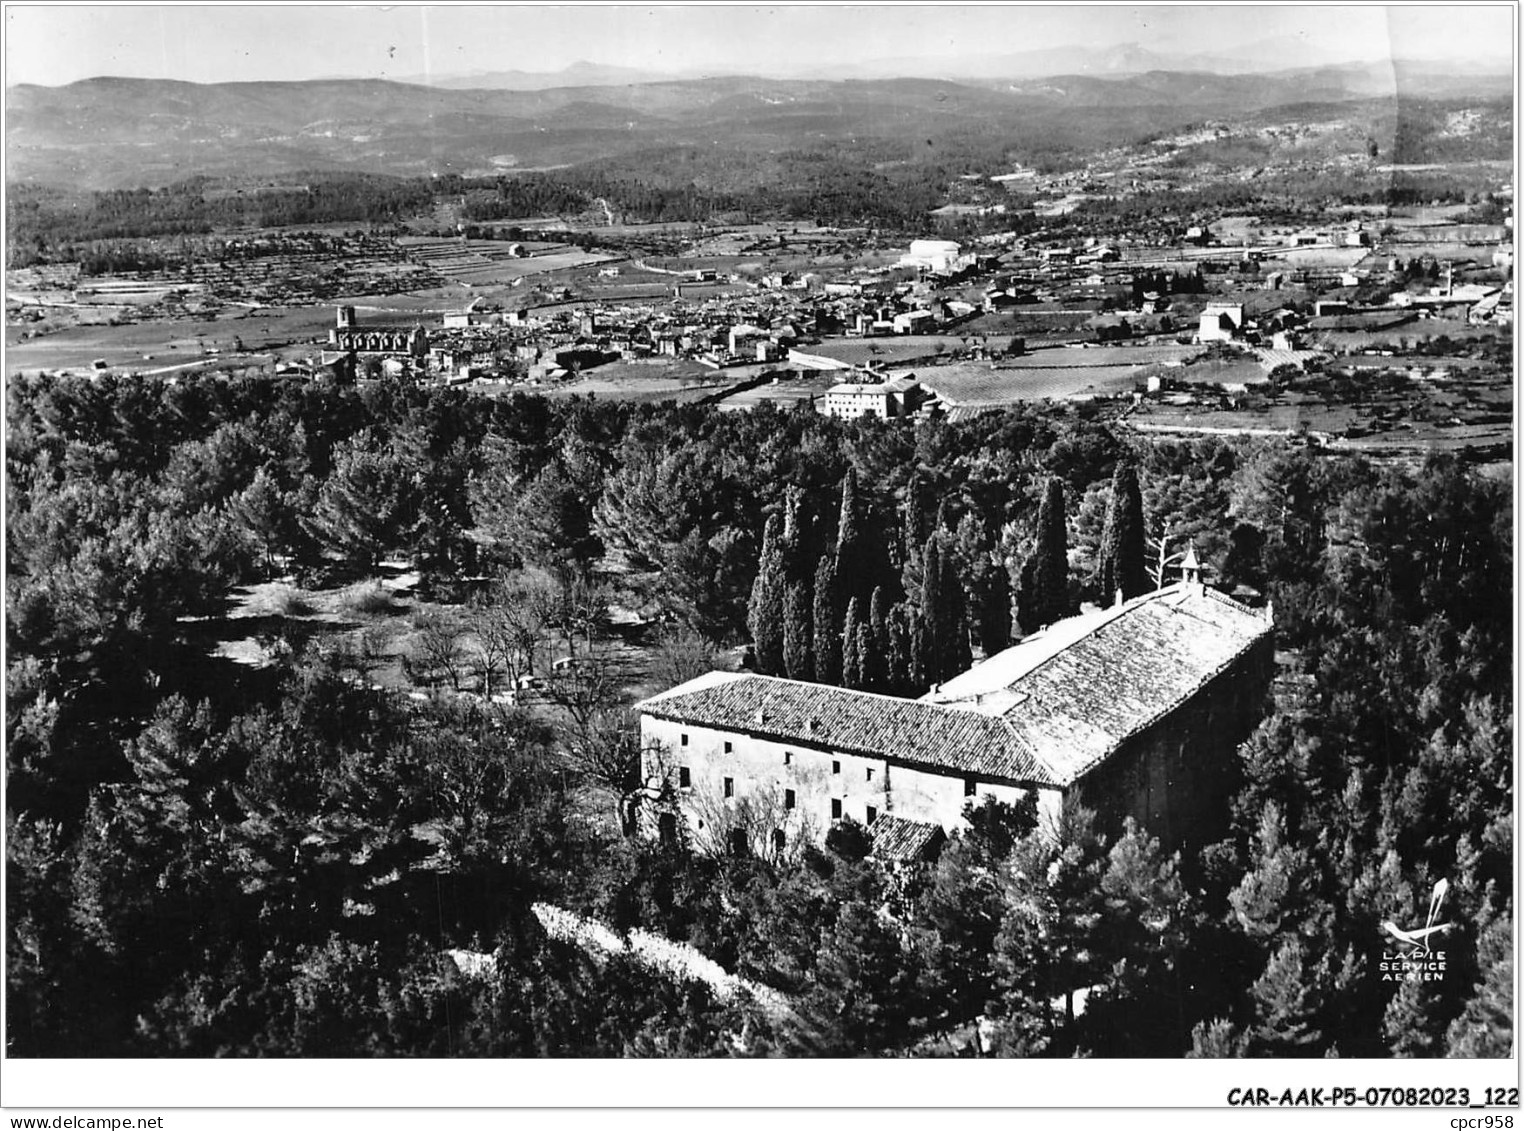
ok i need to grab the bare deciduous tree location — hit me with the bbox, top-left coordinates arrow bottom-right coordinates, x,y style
410,611 -> 467,691
463,569 -> 558,698
682,780 -> 818,865
564,706 -> 644,793
545,570 -> 612,660
541,645 -> 625,732
651,626 -> 721,689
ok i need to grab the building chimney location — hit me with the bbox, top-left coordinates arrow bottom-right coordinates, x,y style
753,708 -> 766,727
1114,588 -> 1124,608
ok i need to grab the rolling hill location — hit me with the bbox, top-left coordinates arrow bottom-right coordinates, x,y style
5,66 -> 1511,191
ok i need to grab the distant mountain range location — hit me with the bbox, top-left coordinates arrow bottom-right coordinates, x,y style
388,40 -> 1512,89
398,60 -> 688,91
6,60 -> 1511,191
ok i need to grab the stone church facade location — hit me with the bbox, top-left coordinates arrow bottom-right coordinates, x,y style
327,306 -> 428,358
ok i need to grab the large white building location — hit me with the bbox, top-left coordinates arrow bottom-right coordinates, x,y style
636,581 -> 1275,861
817,377 -> 925,420
898,239 -> 968,275
1196,302 -> 1245,343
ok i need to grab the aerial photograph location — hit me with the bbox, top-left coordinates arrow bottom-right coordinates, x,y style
2,1 -> 1514,1077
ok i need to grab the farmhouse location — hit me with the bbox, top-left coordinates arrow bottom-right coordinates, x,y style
1196,302 -> 1244,343
817,376 -> 926,420
636,580 -> 1274,860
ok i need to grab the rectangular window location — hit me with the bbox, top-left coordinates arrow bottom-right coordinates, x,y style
784,751 -> 792,765
724,778 -> 734,799
866,768 -> 874,782
832,760 -> 841,775
785,789 -> 796,810
680,733 -> 689,747
964,777 -> 977,797
831,798 -> 842,820
678,767 -> 691,789
866,805 -> 878,825
723,741 -> 733,754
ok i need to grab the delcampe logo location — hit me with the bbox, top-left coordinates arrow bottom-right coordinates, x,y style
1378,879 -> 1452,983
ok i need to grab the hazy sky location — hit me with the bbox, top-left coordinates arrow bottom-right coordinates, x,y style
4,4 -> 1515,86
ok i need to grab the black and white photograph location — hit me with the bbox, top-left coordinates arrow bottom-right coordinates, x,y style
1,0 -> 1516,1117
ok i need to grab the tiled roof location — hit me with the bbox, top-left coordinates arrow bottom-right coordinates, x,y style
638,583 -> 1271,791
638,673 -> 1053,785
826,377 -> 922,396
928,583 -> 1272,784
868,815 -> 946,862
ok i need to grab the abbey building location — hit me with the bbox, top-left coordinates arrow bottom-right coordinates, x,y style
635,580 -> 1274,861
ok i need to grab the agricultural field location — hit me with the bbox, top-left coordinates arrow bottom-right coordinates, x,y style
1125,400 -> 1363,437
4,272 -> 527,375
913,361 -> 1133,405
396,237 -> 621,286
1271,246 -> 1379,270
5,305 -> 335,374
1378,242 -> 1503,266
527,358 -> 761,404
1125,360 -> 1513,457
715,372 -> 841,412
1338,354 -> 1492,374
1308,318 -> 1500,353
910,342 -> 1287,406
796,334 -> 966,368
1007,344 -> 1203,368
1160,354 -> 1272,388
681,221 -> 859,256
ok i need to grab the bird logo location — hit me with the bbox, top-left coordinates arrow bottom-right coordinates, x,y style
1381,879 -> 1454,953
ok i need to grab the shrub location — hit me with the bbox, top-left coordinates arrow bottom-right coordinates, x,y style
267,586 -> 314,617
339,582 -> 394,616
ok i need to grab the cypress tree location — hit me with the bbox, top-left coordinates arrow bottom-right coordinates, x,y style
942,547 -> 973,677
907,603 -> 928,692
934,496 -> 957,538
835,466 -> 871,610
903,469 -> 930,561
841,597 -> 865,690
1096,460 -> 1149,603
919,537 -> 945,682
1016,478 -> 1070,635
920,535 -> 972,683
856,619 -> 879,693
978,557 -> 1013,656
869,586 -> 891,670
783,580 -> 814,682
813,556 -> 841,685
887,602 -> 913,696
747,512 -> 786,674
900,470 -> 928,601
781,485 -> 813,587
